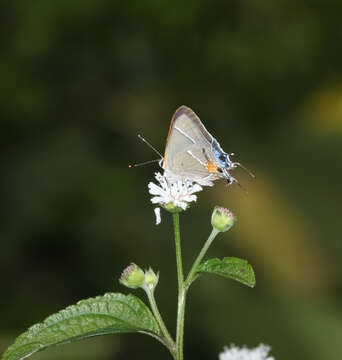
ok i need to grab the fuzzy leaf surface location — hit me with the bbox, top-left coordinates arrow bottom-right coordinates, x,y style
2,293 -> 161,360
197,257 -> 256,287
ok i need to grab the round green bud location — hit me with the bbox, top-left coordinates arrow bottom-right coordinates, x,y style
143,268 -> 159,290
211,206 -> 236,232
119,263 -> 145,289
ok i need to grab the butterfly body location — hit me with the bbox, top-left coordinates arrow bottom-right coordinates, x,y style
162,106 -> 238,186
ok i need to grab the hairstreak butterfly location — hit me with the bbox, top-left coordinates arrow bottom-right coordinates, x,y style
131,105 -> 254,187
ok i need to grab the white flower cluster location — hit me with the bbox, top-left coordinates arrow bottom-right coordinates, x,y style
219,344 -> 275,360
148,172 -> 203,224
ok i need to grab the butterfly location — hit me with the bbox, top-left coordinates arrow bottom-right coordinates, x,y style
132,105 -> 253,187
161,105 -> 253,186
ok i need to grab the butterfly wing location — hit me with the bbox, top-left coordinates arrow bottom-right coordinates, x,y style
163,106 -> 220,183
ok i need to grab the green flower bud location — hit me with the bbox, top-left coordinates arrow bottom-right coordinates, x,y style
143,268 -> 159,290
119,263 -> 145,289
211,206 -> 236,232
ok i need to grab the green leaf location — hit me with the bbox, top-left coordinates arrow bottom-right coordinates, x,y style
197,257 -> 256,288
2,293 -> 161,360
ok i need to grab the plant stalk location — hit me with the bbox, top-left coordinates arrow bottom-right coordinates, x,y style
173,213 -> 185,360
173,219 -> 220,360
185,228 -> 220,288
144,286 -> 176,356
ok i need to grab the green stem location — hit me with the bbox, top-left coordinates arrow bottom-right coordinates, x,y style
172,211 -> 223,360
173,213 -> 185,360
144,287 -> 176,357
173,213 -> 184,296
172,217 -> 221,360
176,288 -> 186,360
184,228 -> 220,289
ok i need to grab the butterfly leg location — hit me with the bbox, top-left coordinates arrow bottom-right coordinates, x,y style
227,175 -> 248,193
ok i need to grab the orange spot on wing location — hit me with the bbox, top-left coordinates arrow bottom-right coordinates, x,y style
206,160 -> 218,173
163,157 -> 167,169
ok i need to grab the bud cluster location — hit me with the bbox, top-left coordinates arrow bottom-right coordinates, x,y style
119,263 -> 159,291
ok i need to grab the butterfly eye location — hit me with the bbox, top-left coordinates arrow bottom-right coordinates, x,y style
217,168 -> 223,173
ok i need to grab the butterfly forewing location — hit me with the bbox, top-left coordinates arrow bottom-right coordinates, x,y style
164,106 -> 220,182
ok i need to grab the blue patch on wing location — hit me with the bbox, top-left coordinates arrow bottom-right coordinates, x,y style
211,139 -> 227,166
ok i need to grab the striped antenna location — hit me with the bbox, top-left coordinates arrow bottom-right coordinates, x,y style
128,159 -> 160,168
233,162 -> 255,178
128,134 -> 163,168
137,134 -> 163,158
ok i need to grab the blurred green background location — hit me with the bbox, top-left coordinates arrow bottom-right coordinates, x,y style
1,1 -> 342,359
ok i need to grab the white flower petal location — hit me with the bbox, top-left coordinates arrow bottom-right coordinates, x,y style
154,207 -> 161,225
190,183 -> 203,193
183,194 -> 197,202
148,182 -> 165,195
151,196 -> 165,204
219,344 -> 275,360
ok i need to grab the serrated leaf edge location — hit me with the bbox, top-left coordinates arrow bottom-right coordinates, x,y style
197,257 -> 256,288
2,292 -> 162,360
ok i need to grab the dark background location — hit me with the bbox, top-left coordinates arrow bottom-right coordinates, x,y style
1,1 -> 342,359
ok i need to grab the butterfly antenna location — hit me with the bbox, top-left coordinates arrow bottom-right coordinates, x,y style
128,159 -> 160,168
233,162 -> 255,178
137,134 -> 163,158
229,177 -> 248,194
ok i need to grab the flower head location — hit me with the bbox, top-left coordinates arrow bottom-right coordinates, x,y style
219,344 -> 275,360
119,263 -> 145,289
148,172 -> 203,217
211,206 -> 236,232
